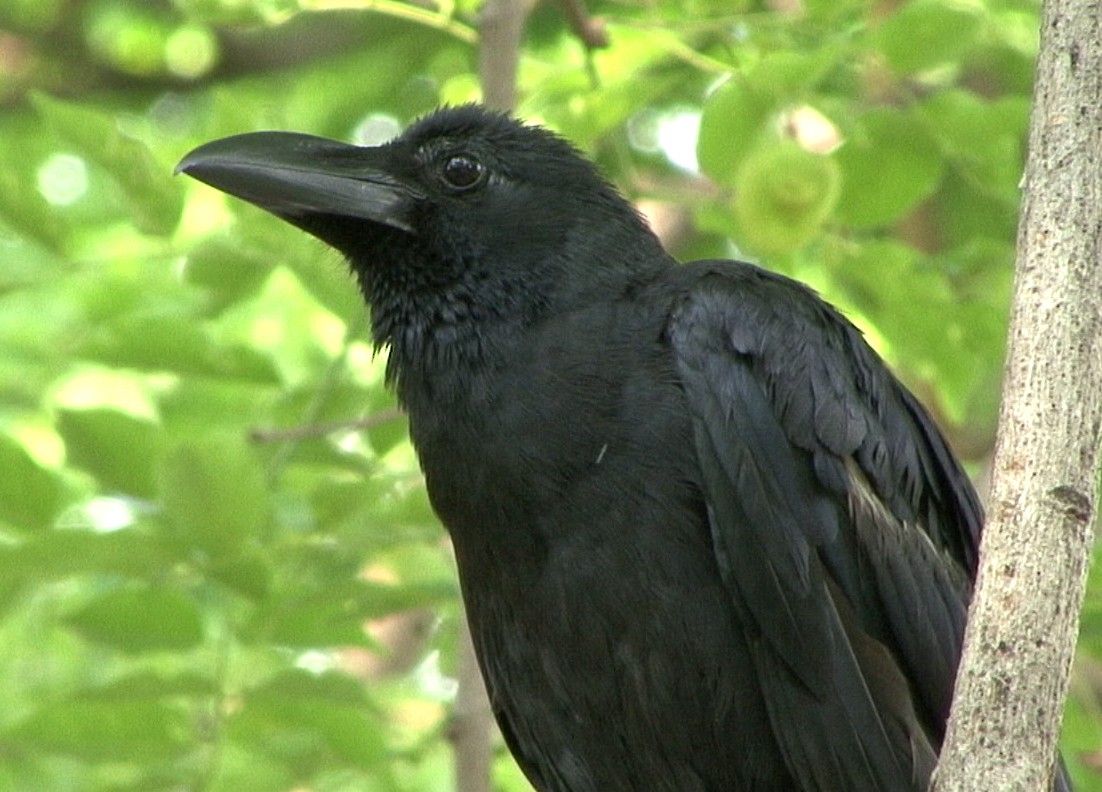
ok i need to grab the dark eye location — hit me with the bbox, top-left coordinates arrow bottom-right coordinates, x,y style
441,155 -> 485,191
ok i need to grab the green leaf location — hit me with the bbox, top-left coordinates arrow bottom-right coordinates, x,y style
248,578 -> 453,648
232,670 -> 385,772
357,579 -> 457,619
238,217 -> 364,324
875,0 -> 983,75
919,90 -> 1030,200
66,584 -> 203,652
83,671 -> 219,700
250,588 -> 376,649
970,9 -> 1040,95
78,314 -> 281,383
310,478 -> 378,533
6,699 -> 189,761
0,172 -> 67,252
0,435 -> 64,531
157,433 -> 270,555
31,93 -> 184,235
203,745 -> 296,792
183,235 -> 271,310
697,46 -> 842,191
250,669 -> 370,707
365,410 -> 408,457
56,407 -> 163,498
697,80 -> 776,189
834,240 -> 1007,425
208,551 -> 273,600
835,108 -> 944,228
748,47 -> 841,98
0,527 -> 176,581
937,168 -> 1018,247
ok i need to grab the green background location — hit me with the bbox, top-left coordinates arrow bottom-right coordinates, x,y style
1,0 -> 1099,789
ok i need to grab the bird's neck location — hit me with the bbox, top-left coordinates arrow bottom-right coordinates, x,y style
358,265 -> 536,407
353,225 -> 672,409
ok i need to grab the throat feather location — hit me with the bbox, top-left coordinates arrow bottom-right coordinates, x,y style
361,268 -> 536,400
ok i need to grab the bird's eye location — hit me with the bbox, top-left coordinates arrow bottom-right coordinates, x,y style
441,155 -> 485,191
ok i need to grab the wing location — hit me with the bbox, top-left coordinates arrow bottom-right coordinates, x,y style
667,262 -> 982,792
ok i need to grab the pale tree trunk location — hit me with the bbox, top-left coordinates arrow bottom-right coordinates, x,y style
478,0 -> 537,112
930,0 -> 1102,788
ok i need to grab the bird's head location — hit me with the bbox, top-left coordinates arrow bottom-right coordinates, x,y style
177,106 -> 666,384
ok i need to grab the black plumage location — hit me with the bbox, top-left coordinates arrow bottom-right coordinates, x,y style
178,105 -> 1070,792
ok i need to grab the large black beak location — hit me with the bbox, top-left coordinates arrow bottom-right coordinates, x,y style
176,132 -> 422,233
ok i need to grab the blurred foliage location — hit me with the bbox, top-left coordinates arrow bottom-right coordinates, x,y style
0,0 -> 1098,789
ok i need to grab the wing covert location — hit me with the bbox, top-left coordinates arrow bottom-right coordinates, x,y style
667,262 -> 980,790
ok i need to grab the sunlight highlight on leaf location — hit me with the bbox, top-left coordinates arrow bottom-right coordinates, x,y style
50,366 -> 160,422
36,153 -> 88,207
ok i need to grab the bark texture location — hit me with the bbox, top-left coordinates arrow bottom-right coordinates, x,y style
930,0 -> 1102,788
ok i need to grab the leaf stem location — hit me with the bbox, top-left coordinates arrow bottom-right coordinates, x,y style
300,0 -> 478,45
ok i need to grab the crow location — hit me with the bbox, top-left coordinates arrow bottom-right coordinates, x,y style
178,105 -> 1071,792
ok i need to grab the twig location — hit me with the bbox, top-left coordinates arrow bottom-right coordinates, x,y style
249,408 -> 404,444
615,24 -> 733,74
303,0 -> 478,45
555,0 -> 609,49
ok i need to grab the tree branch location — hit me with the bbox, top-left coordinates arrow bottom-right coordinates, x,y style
554,0 -> 609,49
248,408 -> 404,444
478,0 -> 537,110
930,0 -> 1102,787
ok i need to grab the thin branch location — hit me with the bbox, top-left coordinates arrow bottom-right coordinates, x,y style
302,0 -> 478,45
609,23 -> 733,74
249,408 -> 404,444
555,0 -> 609,49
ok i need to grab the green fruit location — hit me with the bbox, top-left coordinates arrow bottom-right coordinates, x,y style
734,141 -> 841,256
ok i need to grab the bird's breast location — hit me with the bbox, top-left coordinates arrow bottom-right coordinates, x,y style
398,301 -> 794,791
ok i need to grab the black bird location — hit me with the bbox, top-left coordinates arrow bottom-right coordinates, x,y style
178,106 -> 1070,792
